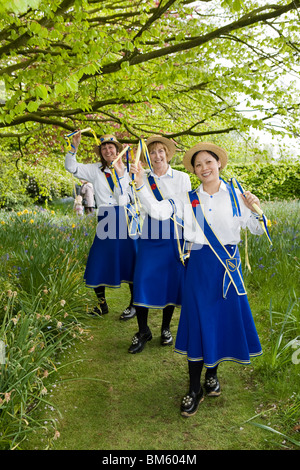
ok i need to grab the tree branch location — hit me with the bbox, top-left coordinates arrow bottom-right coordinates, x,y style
80,0 -> 300,80
0,0 -> 75,58
133,0 -> 178,40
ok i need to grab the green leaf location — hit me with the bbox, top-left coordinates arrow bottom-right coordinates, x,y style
54,83 -> 66,96
35,84 -> 48,100
65,75 -> 79,93
27,101 -> 39,112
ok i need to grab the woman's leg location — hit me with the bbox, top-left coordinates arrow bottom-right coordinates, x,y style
204,364 -> 221,396
181,360 -> 205,417
91,285 -> 108,315
136,305 -> 149,334
161,305 -> 175,346
128,306 -> 152,354
188,360 -> 204,394
119,283 -> 136,321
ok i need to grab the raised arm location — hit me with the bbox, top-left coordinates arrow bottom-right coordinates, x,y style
64,130 -> 97,182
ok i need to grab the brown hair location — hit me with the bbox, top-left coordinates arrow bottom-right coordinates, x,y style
147,141 -> 170,161
94,143 -> 119,172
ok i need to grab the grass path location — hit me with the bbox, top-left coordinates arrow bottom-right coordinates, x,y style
24,284 -> 274,451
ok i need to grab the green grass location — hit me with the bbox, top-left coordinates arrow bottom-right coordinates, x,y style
24,289 -> 273,451
0,199 -> 299,450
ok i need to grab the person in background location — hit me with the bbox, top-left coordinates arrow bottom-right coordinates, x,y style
131,141 -> 264,417
80,180 -> 95,214
65,131 -> 137,319
74,194 -> 84,216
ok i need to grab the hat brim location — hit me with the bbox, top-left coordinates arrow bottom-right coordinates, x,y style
183,142 -> 228,172
145,135 -> 176,162
99,135 -> 123,153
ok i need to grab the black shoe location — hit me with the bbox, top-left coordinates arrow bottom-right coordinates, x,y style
99,297 -> 109,315
204,375 -> 221,397
119,305 -> 136,321
87,306 -> 101,317
161,329 -> 173,346
87,298 -> 108,317
180,389 -> 204,417
128,329 -> 152,354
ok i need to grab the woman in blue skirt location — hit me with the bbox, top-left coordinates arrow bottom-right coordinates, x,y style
131,142 -> 264,416
117,135 -> 191,352
65,131 -> 137,317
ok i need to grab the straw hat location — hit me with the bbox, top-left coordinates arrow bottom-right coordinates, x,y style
99,134 -> 123,152
183,142 -> 228,173
146,135 -> 176,162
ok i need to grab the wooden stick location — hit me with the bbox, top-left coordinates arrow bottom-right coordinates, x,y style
135,140 -> 142,165
65,127 -> 92,138
110,145 -> 130,167
130,140 -> 142,182
243,193 -> 263,216
252,202 -> 263,217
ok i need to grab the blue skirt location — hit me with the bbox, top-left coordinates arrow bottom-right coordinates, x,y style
133,216 -> 185,308
84,206 -> 137,288
175,244 -> 262,367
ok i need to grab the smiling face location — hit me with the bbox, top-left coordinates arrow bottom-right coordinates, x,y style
100,142 -> 118,165
193,151 -> 221,186
148,142 -> 169,176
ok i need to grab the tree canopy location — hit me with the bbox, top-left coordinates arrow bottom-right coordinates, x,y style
0,0 -> 299,158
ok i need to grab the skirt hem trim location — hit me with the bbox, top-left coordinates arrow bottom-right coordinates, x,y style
174,349 -> 263,367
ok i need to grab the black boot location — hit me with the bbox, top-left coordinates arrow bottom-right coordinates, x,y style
161,328 -> 173,346
98,297 -> 109,315
119,305 -> 136,321
204,369 -> 221,397
180,388 -> 204,417
180,360 -> 204,417
128,328 -> 152,354
88,297 -> 108,316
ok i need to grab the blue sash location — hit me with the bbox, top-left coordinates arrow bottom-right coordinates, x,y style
104,170 -> 140,238
125,197 -> 141,239
221,178 -> 242,217
147,174 -> 164,201
147,174 -> 187,264
104,171 -> 114,193
229,178 -> 272,245
147,174 -> 184,226
188,190 -> 247,298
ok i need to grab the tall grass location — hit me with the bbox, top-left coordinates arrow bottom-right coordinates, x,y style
239,199 -> 300,445
0,205 -> 96,449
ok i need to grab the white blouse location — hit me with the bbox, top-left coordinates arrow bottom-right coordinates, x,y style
65,150 -> 131,208
136,180 -> 264,245
117,165 -> 191,209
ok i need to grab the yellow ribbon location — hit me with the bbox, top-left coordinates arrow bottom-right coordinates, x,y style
169,200 -> 188,266
64,127 -> 97,151
244,229 -> 252,272
129,140 -> 144,224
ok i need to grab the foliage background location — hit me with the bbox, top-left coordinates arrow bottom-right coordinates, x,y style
1,149 -> 299,207
0,0 -> 300,162
1,0 -> 300,206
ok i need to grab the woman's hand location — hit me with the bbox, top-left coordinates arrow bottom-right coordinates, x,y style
113,156 -> 125,177
242,190 -> 261,213
72,130 -> 81,150
130,161 -> 144,187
